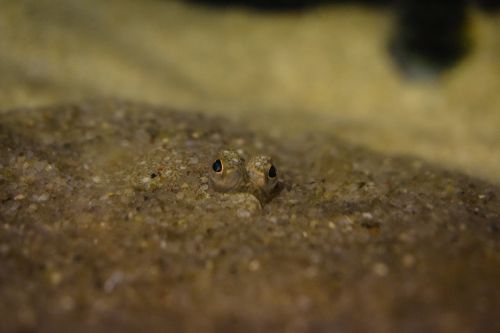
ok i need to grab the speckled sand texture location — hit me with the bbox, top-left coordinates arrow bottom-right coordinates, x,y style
1,101 -> 499,332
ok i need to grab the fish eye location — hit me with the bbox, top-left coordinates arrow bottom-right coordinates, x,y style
212,159 -> 223,173
268,165 -> 277,178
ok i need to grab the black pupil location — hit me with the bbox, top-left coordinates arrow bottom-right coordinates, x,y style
268,165 -> 277,178
212,159 -> 223,173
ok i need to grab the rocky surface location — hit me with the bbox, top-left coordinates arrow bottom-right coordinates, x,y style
1,101 -> 499,332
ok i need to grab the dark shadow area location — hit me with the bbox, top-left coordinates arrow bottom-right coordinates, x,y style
476,0 -> 500,11
186,0 -> 391,11
389,0 -> 470,78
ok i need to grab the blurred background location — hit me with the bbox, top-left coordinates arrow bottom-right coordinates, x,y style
0,0 -> 499,183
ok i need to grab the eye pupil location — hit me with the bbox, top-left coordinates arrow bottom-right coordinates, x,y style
212,159 -> 223,173
268,165 -> 277,178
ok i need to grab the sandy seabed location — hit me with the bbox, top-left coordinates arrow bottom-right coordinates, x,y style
1,101 -> 499,332
0,1 -> 500,332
